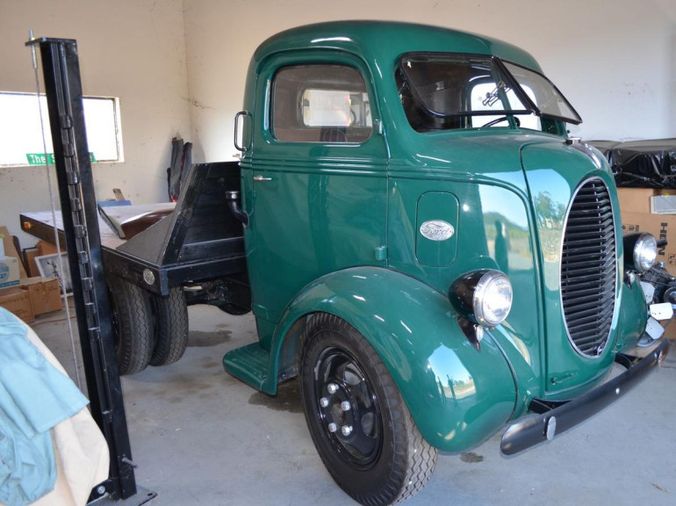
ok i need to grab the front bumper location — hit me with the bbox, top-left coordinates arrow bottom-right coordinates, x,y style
500,338 -> 670,455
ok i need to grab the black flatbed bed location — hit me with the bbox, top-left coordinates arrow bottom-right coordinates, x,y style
20,161 -> 246,296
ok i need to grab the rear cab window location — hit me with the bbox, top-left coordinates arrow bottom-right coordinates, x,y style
272,64 -> 372,143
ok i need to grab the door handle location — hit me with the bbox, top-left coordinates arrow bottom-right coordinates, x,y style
253,175 -> 272,182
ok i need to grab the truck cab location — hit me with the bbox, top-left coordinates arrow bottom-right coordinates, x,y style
217,21 -> 667,505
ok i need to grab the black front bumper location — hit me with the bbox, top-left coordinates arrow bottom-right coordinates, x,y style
500,338 -> 670,455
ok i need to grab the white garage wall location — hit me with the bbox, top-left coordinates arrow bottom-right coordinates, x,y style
182,0 -> 675,163
0,0 -> 192,246
0,0 -> 673,247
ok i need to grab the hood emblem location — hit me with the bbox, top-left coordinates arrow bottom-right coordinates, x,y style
420,220 -> 455,241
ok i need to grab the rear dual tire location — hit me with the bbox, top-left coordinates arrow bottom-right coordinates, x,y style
108,277 -> 154,375
149,287 -> 189,367
108,278 -> 188,375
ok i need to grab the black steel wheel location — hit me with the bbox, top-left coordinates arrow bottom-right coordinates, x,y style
149,288 -> 189,366
108,277 -> 155,375
300,313 -> 437,505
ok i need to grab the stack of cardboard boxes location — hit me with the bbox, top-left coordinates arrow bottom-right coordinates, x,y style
618,188 -> 676,339
0,226 -> 63,322
619,188 -> 676,272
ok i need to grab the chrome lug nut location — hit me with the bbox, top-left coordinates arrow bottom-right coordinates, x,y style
340,400 -> 351,412
327,383 -> 339,394
328,422 -> 337,433
341,425 -> 353,436
319,397 -> 329,408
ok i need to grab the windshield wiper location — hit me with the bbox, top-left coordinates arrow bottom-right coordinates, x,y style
481,80 -> 509,107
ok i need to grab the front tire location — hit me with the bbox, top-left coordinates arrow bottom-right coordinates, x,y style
299,313 -> 437,505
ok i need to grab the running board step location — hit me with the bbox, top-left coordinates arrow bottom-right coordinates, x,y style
223,343 -> 270,392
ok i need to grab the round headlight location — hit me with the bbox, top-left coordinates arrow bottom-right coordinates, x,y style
473,271 -> 513,326
633,233 -> 657,272
450,270 -> 513,327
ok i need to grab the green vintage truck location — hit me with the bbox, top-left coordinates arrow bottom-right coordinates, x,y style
217,20 -> 669,504
104,20 -> 668,505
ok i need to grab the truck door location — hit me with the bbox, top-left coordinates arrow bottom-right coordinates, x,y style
242,52 -> 388,332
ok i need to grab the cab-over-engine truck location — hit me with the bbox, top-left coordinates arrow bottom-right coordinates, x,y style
104,21 -> 668,505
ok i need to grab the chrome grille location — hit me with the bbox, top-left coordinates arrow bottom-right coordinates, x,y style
560,178 -> 616,356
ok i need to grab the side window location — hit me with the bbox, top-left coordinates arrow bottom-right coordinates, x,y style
272,64 -> 372,143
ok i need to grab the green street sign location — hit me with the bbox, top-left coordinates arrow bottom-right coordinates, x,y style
26,152 -> 96,165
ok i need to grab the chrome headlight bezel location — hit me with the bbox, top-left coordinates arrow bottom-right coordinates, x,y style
626,233 -> 657,272
450,269 -> 513,327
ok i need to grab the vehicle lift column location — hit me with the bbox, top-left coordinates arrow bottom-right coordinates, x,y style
26,37 -> 144,503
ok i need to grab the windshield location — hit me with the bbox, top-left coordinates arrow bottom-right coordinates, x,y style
397,53 -> 581,133
501,61 -> 581,124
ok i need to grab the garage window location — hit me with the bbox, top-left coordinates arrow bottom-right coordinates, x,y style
0,91 -> 123,167
271,65 -> 372,143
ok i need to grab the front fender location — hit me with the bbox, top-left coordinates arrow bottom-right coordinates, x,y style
271,266 -> 517,452
616,275 -> 649,352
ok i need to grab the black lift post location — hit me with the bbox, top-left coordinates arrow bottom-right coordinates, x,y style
25,37 -> 137,501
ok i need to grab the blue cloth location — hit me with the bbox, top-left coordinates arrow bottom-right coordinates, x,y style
0,308 -> 88,505
97,199 -> 132,208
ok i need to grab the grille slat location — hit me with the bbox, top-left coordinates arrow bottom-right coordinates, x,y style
566,307 -> 615,332
564,243 -> 614,255
560,178 -> 617,357
562,253 -> 613,268
561,271 -> 613,288
560,285 -> 609,299
563,281 -> 614,294
562,293 -> 607,310
560,228 -> 614,242
565,215 -> 614,226
561,259 -> 615,277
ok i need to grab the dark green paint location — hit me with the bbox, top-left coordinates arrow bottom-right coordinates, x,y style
229,21 -> 651,452
270,267 -> 517,452
242,48 -> 388,334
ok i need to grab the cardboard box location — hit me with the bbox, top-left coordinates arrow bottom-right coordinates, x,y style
23,247 -> 41,277
618,188 -> 655,214
20,277 -> 63,316
0,226 -> 27,279
651,194 -> 676,214
621,212 -> 676,274
0,286 -> 34,322
36,240 -> 59,256
0,256 -> 20,289
664,319 -> 676,341
618,188 -> 676,276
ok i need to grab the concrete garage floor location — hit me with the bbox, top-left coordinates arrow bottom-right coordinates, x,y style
33,303 -> 676,506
